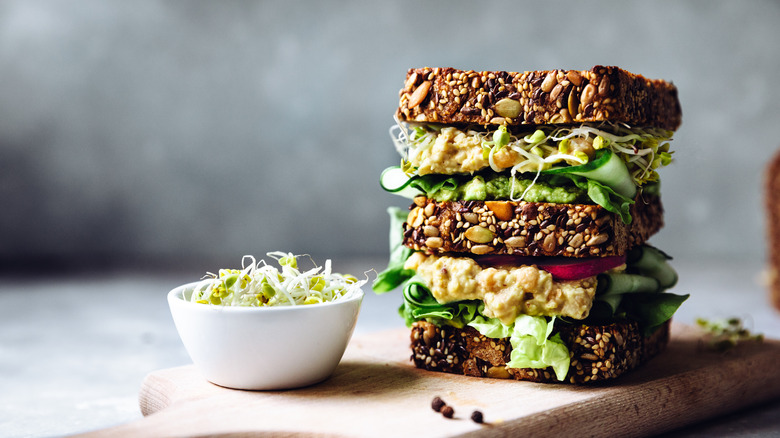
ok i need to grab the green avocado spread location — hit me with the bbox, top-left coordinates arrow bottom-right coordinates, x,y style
431,174 -> 589,203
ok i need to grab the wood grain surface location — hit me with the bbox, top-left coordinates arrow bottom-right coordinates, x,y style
78,324 -> 780,437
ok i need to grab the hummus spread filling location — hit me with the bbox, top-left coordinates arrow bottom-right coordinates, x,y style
407,126 -> 555,176
408,127 -> 519,175
404,252 -> 597,324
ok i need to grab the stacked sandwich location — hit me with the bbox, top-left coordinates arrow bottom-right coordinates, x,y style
374,66 -> 687,384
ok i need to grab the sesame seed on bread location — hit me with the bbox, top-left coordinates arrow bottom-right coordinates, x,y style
404,194 -> 663,258
410,319 -> 670,384
397,66 -> 682,131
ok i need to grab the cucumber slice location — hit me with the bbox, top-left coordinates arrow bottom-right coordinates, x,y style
631,245 -> 678,289
379,166 -> 420,199
543,150 -> 637,199
598,273 -> 661,296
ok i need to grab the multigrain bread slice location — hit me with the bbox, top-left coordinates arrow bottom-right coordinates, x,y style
397,66 -> 682,131
403,195 -> 663,257
410,319 -> 671,384
766,150 -> 780,311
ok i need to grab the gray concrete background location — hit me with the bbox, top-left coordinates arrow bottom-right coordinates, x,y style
2,0 -> 779,271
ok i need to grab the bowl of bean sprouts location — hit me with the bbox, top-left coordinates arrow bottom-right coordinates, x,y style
168,252 -> 365,390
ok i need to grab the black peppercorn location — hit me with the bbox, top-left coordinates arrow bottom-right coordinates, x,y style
431,396 -> 445,412
471,410 -> 484,423
441,405 -> 455,419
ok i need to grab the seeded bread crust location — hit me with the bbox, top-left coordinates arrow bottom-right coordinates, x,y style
403,195 -> 663,258
410,319 -> 670,384
766,150 -> 780,311
397,66 -> 682,131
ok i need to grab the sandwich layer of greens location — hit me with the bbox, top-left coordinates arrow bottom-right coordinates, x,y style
383,121 -> 674,224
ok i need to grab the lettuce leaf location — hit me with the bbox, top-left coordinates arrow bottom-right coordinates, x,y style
469,314 -> 569,381
468,314 -> 513,339
401,282 -> 571,381
618,292 -> 690,337
409,174 -> 461,200
399,278 -> 480,328
567,175 -> 634,224
372,207 -> 415,293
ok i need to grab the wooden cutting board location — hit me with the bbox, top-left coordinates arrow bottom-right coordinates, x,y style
80,323 -> 779,437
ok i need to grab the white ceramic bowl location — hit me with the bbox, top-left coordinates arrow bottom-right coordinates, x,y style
168,282 -> 363,390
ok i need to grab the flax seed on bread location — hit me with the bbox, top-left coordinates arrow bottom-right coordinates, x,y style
397,66 -> 682,131
410,319 -> 670,384
404,195 -> 663,257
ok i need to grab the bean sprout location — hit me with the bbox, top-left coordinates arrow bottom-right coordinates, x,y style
189,252 -> 366,307
391,121 -> 674,188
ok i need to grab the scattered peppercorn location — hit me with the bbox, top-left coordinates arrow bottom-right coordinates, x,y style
441,405 -> 455,419
471,410 -> 484,424
431,396 -> 445,412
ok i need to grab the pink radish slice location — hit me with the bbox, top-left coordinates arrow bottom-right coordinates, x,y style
538,256 -> 626,280
473,255 -> 626,281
